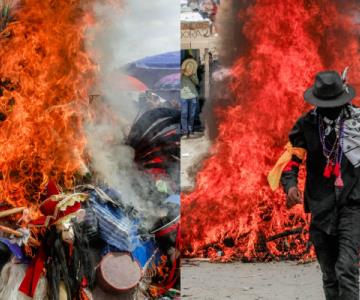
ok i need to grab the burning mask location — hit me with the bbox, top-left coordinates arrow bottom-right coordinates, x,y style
29,181 -> 88,228
56,220 -> 74,244
55,209 -> 86,244
21,182 -> 93,300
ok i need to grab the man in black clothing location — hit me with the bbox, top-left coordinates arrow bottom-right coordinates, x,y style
273,70 -> 360,300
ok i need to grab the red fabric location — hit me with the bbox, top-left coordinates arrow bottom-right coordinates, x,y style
283,161 -> 300,172
323,163 -> 333,178
47,181 -> 60,198
54,202 -> 81,223
163,129 -> 177,137
148,157 -> 163,164
212,3 -> 218,15
40,198 -> 58,216
164,224 -> 180,290
19,245 -> 46,297
155,222 -> 179,238
81,276 -> 88,287
31,201 -> 82,226
333,163 -> 341,177
335,176 -> 344,187
69,244 -> 74,262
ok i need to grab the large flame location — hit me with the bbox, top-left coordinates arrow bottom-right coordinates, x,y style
0,1 -> 97,209
181,0 -> 360,261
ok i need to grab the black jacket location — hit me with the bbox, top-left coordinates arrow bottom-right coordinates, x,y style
281,108 -> 360,234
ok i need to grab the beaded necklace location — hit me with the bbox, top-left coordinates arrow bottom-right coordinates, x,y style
318,112 -> 344,187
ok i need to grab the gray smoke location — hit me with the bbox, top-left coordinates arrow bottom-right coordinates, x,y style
84,0 -> 179,222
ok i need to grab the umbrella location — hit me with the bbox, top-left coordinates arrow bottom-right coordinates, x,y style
154,73 -> 180,91
108,72 -> 148,92
153,72 -> 180,103
124,51 -> 180,88
132,52 -> 180,70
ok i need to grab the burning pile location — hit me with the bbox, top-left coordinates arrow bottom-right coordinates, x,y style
0,1 -> 180,299
181,0 -> 360,261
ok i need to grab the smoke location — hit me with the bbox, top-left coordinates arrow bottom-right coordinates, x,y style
90,0 -> 179,68
216,0 -> 254,67
84,0 -> 179,223
203,0 -> 255,139
87,0 -> 179,120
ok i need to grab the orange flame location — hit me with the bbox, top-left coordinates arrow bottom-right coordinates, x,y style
0,1 -> 98,209
149,255 -> 171,297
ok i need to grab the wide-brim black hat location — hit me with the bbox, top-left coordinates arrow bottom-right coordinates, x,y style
304,70 -> 355,107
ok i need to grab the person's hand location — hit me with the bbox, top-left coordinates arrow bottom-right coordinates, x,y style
286,186 -> 302,209
181,68 -> 190,76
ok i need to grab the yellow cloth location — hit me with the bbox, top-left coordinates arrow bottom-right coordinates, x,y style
59,281 -> 68,300
267,142 -> 307,191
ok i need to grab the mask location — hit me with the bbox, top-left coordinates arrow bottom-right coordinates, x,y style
317,105 -> 345,120
56,221 -> 74,244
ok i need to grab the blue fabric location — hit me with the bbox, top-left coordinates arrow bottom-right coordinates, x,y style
124,52 -> 180,88
181,98 -> 197,134
100,186 -> 122,202
0,238 -> 27,262
165,194 -> 180,206
131,238 -> 157,267
132,52 -> 180,70
194,99 -> 202,130
89,193 -> 140,252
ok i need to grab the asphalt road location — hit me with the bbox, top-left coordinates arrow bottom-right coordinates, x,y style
181,260 -> 324,300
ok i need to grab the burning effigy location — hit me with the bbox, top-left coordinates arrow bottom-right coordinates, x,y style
0,1 -> 180,299
181,0 -> 360,262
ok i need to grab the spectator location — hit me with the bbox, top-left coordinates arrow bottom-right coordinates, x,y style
199,0 -> 218,20
187,0 -> 199,11
181,58 -> 199,138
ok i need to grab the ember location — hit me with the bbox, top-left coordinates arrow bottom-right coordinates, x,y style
181,0 -> 360,261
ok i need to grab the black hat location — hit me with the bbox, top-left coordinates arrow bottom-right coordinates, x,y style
304,70 -> 355,107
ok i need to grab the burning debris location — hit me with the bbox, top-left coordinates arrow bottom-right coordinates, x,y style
182,0 -> 360,262
0,1 -> 180,299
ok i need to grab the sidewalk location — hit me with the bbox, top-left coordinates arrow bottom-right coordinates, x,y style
181,133 -> 212,192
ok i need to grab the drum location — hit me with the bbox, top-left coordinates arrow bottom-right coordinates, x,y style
150,215 -> 179,253
97,252 -> 142,294
150,216 -> 180,292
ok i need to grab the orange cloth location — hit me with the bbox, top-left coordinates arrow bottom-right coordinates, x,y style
267,142 -> 307,191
